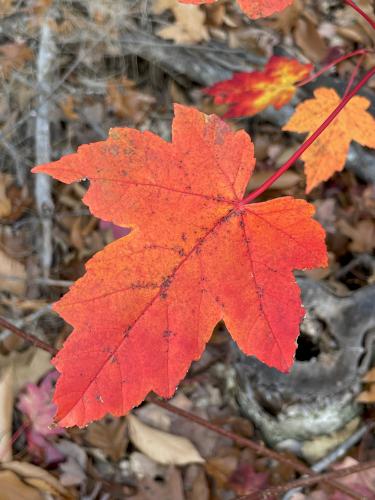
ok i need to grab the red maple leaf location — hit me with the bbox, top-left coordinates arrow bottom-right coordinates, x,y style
205,56 -> 312,118
178,0 -> 293,19
283,87 -> 375,193
33,105 -> 327,427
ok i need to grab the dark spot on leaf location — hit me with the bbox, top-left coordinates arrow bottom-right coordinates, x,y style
160,276 -> 172,299
163,330 -> 175,339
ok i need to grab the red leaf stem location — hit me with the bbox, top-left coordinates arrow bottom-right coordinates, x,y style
344,0 -> 375,29
241,67 -> 375,204
296,48 -> 370,87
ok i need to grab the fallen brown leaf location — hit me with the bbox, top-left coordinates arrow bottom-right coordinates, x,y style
85,416 -> 127,461
127,413 -> 204,466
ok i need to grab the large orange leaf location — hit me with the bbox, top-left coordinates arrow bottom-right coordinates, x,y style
179,0 -> 293,18
33,105 -> 327,427
283,88 -> 375,193
205,56 -> 312,118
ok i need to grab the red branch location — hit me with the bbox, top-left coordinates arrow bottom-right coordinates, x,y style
241,67 -> 375,204
345,0 -> 375,29
297,48 -> 370,87
344,53 -> 366,97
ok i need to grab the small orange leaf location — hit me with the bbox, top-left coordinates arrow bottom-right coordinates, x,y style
33,105 -> 327,427
178,0 -> 293,19
283,88 -> 375,193
205,56 -> 312,118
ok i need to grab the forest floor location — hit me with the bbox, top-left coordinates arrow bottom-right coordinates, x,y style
0,0 -> 375,498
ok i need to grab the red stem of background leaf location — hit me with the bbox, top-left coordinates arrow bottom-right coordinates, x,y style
344,0 -> 375,29
241,67 -> 375,204
296,48 -> 370,87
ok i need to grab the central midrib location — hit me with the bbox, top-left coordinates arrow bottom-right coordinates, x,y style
58,203 -> 241,420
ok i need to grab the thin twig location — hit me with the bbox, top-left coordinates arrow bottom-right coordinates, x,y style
296,48 -> 370,87
0,305 -> 52,343
0,317 -> 57,356
343,54 -> 366,97
241,459 -> 375,499
148,397 -> 359,498
282,424 -> 371,500
34,18 -> 55,279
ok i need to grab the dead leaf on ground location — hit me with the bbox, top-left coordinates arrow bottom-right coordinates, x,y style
331,456 -> 375,498
127,413 -> 204,466
56,440 -> 87,487
0,42 -> 33,79
106,78 -> 155,124
0,249 -> 26,296
0,366 -> 13,462
85,416 -> 127,461
263,0 -> 302,36
294,17 -> 328,62
154,0 -> 209,44
0,470 -> 41,500
59,95 -> 79,121
185,464 -> 210,500
337,219 -> 375,253
228,461 -> 269,495
129,451 -> 166,479
2,461 -> 72,499
205,454 -> 238,488
0,348 -> 51,395
363,367 -> 375,383
357,384 -> 375,403
131,466 -> 185,500
358,367 -> 375,403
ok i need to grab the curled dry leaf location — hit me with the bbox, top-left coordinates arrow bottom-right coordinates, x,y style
2,461 -> 71,499
33,105 -> 327,427
154,0 -> 209,44
0,470 -> 41,500
0,249 -> 26,296
127,414 -> 204,466
205,56 -> 312,118
283,88 -> 375,193
178,0 -> 294,19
